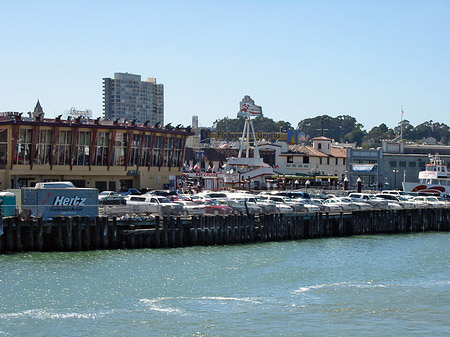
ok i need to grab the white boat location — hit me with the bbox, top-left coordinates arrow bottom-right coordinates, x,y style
402,154 -> 450,194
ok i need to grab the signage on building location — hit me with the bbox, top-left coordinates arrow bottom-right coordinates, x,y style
205,131 -> 287,142
237,95 -> 262,117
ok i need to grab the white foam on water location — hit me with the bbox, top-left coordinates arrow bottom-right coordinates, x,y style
197,296 -> 260,304
0,308 -> 112,320
292,282 -> 351,294
292,281 -> 389,294
139,298 -> 182,314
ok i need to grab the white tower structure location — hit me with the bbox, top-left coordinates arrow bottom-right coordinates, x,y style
225,96 -> 273,187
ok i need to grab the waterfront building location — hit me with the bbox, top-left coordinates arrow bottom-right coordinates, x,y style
103,73 -> 164,125
346,138 -> 450,191
258,136 -> 347,187
346,147 -> 381,189
380,139 -> 450,190
0,104 -> 189,190
184,135 -> 347,189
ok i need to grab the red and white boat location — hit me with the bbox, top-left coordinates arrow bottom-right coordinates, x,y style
402,154 -> 450,194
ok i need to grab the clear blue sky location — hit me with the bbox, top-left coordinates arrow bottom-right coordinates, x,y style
1,0 -> 449,131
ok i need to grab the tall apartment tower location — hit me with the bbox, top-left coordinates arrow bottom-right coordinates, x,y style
103,72 -> 164,125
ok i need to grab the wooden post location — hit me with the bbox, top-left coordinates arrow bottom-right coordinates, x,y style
27,219 -> 35,251
94,217 -> 101,250
37,217 -> 44,252
5,218 -> 13,252
83,217 -> 91,250
67,217 -> 73,251
56,218 -> 64,251
191,216 -> 198,246
170,217 -> 176,248
162,216 -> 169,248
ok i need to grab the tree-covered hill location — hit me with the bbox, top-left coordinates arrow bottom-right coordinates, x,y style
211,115 -> 450,147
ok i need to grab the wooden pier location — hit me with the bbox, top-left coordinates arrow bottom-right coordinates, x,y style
1,208 -> 449,253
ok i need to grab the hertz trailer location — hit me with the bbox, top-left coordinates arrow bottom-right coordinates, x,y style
22,185 -> 99,219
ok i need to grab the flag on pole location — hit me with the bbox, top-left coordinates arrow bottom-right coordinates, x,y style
401,106 -> 404,117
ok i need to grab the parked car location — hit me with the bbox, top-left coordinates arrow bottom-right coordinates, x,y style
98,191 -> 126,205
339,197 -> 373,210
259,195 -> 306,213
348,193 -> 389,208
258,195 -> 295,214
294,199 -> 321,213
376,194 -> 415,209
221,199 -> 247,214
311,198 -> 342,212
202,200 -> 234,215
275,190 -> 312,200
173,200 -> 206,216
426,197 -> 446,208
125,195 -> 183,216
118,188 -> 142,196
197,191 -> 229,202
325,198 -> 360,211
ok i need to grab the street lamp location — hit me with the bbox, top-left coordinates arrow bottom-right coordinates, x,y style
392,169 -> 399,189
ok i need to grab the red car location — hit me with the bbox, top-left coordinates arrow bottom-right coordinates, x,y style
200,200 -> 234,215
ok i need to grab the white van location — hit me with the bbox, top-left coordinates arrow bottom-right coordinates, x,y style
34,181 -> 75,189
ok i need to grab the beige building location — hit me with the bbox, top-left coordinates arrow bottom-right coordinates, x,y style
0,111 -> 189,191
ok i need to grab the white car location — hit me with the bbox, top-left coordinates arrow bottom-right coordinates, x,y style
293,199 -> 321,213
99,190 -> 121,199
411,196 -> 435,208
311,199 -> 342,212
325,198 -> 361,211
125,195 -> 184,216
348,193 -> 389,208
339,197 -> 373,210
98,191 -> 126,205
377,194 -> 415,209
173,200 -> 206,216
422,196 -> 447,208
259,195 -> 306,213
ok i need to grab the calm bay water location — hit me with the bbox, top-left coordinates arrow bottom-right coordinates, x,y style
1,233 -> 449,337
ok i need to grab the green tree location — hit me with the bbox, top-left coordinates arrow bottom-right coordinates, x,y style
362,123 -> 395,148
343,123 -> 366,146
297,114 -> 361,142
213,116 -> 292,133
212,117 -> 245,132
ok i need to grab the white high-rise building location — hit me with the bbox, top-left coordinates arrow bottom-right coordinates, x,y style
103,72 -> 164,125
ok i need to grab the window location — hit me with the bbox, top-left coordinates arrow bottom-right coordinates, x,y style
163,136 -> 173,167
128,133 -> 141,167
173,137 -> 184,168
112,132 -> 128,166
390,161 -> 397,167
399,161 -> 406,167
152,135 -> 164,167
287,156 -> 293,163
55,130 -> 73,165
15,129 -> 33,165
94,132 -> 110,166
75,131 -> 91,166
303,156 -> 309,164
0,129 -> 8,168
327,158 -> 330,165
335,158 -> 338,165
36,129 -> 53,165
318,143 -> 322,150
141,134 -> 153,167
